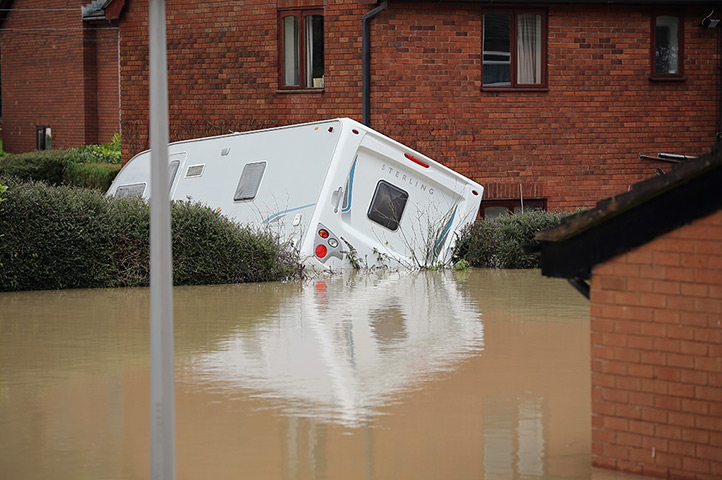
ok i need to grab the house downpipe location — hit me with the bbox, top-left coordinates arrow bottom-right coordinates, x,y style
362,1 -> 388,126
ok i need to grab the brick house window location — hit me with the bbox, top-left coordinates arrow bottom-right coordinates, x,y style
482,9 -> 547,89
36,126 -> 51,150
651,12 -> 684,80
481,198 -> 547,219
279,9 -> 324,89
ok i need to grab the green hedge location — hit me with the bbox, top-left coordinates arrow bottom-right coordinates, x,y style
0,178 -> 301,291
0,150 -> 70,186
453,209 -> 575,269
0,136 -> 122,191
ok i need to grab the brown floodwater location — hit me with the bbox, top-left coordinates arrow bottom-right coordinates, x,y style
0,269 -> 637,480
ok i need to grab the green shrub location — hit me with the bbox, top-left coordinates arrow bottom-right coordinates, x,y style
0,150 -> 69,185
0,178 -> 115,290
171,201 -> 299,284
453,209 -> 574,269
0,182 -> 6,265
0,177 -> 301,291
68,133 -> 122,164
64,161 -> 121,191
0,135 -> 122,191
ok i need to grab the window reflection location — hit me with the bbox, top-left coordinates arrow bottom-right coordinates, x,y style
655,15 -> 679,74
483,394 -> 547,478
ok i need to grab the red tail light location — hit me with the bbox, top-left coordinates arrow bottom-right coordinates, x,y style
315,245 -> 328,258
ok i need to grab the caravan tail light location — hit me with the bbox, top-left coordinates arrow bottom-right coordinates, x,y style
405,153 -> 429,169
315,245 -> 328,258
472,190 -> 479,196
318,228 -> 329,239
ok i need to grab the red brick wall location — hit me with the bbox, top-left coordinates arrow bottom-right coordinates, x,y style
589,210 -> 722,479
1,0 -> 119,153
95,27 -> 121,143
117,2 -> 721,210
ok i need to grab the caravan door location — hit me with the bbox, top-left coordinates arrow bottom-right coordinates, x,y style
313,126 -> 482,269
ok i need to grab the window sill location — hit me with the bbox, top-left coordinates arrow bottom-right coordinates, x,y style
649,76 -> 686,82
276,88 -> 325,94
481,86 -> 549,93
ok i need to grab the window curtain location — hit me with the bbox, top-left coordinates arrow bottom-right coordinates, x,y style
283,16 -> 299,86
517,14 -> 541,85
305,16 -> 313,87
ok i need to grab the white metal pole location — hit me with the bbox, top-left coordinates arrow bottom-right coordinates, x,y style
148,0 -> 175,478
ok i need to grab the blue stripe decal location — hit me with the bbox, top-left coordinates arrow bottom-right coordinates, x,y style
341,155 -> 358,213
262,203 -> 316,224
433,205 -> 458,258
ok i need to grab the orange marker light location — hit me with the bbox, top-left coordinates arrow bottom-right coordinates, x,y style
318,229 -> 329,239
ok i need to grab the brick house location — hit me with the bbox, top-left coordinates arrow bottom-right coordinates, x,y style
2,1 -> 721,212
534,148 -> 722,479
0,0 -> 121,153
111,0 -> 722,213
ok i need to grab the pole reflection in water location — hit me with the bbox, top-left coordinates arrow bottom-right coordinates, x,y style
0,269 -> 627,480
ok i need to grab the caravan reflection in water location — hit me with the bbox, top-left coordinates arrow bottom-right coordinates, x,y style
186,272 -> 484,427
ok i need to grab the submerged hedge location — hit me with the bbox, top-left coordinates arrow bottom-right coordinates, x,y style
0,178 -> 301,292
453,209 -> 575,269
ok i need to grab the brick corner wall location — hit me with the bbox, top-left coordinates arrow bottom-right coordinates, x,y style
589,210 -> 722,479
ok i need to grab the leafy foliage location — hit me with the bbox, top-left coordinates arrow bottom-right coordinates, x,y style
0,178 -> 301,291
453,209 -> 575,269
68,133 -> 122,164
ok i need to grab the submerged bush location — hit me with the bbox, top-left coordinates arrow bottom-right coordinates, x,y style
0,178 -> 301,291
453,209 -> 574,269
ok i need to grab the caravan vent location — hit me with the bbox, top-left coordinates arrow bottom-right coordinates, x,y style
186,164 -> 205,178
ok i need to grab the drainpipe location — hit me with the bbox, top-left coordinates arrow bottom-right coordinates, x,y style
719,27 -> 722,142
362,1 -> 388,127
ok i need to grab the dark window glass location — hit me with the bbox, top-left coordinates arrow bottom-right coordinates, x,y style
36,126 -> 51,150
367,180 -> 409,231
234,162 -> 266,201
653,14 -> 682,77
483,14 -> 511,86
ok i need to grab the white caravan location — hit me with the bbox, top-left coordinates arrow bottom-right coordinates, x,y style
107,118 -> 483,270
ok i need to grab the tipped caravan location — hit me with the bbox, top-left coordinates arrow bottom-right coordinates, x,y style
107,118 -> 483,270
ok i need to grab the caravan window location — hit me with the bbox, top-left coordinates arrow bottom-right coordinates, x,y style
115,183 -> 146,198
168,160 -> 180,191
234,162 -> 267,201
367,180 -> 408,231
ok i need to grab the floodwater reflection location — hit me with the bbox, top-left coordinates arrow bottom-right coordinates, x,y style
0,269 -> 621,480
